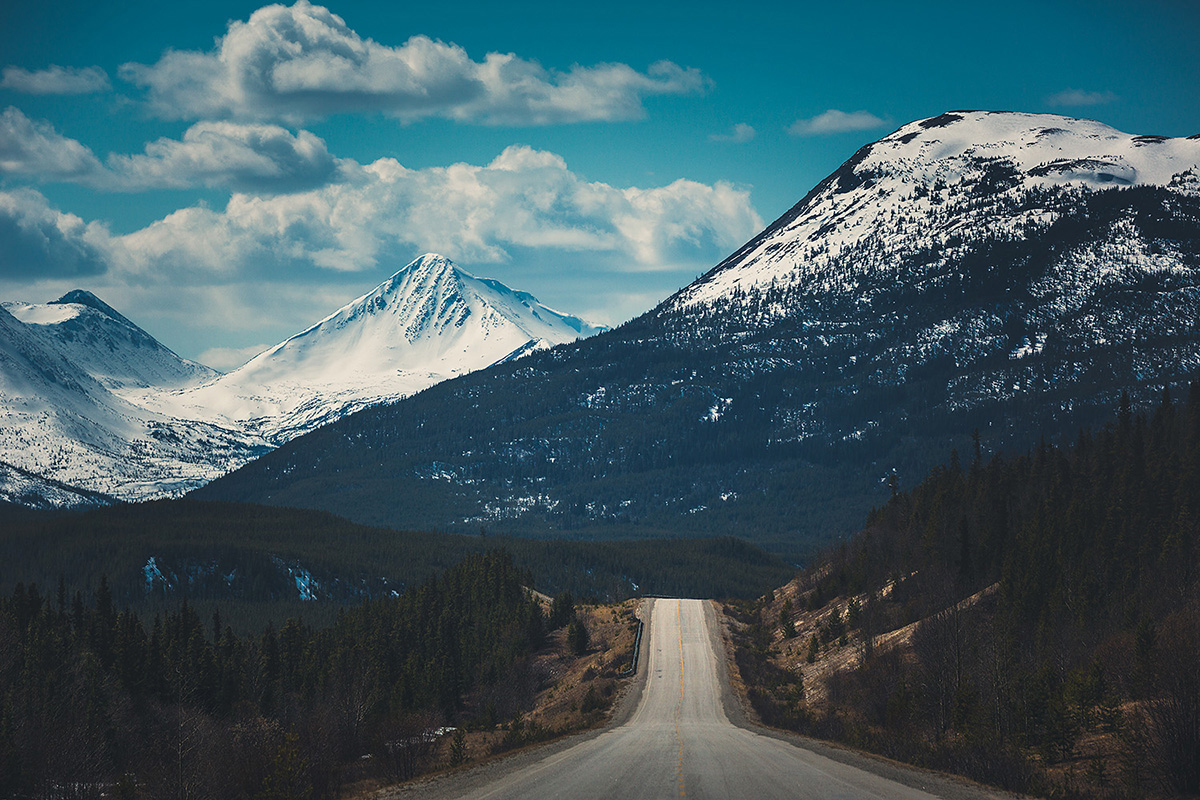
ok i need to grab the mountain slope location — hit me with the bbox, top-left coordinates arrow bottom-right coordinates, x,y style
3,290 -> 217,391
197,112 -> 1200,560
0,303 -> 263,504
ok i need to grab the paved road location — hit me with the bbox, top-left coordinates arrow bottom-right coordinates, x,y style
448,598 -> 1009,800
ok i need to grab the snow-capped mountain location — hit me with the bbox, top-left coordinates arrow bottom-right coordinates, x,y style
0,301 -> 264,506
674,110 -> 1200,313
657,110 -> 1200,421
139,254 -> 606,443
4,290 -> 217,391
1,256 -> 603,505
198,112 -> 1200,560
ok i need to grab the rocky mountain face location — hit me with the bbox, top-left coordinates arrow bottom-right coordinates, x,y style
0,256 -> 601,505
196,112 -> 1200,560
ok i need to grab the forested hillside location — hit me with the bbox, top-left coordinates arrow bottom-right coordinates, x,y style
0,551 -> 556,798
734,385 -> 1200,797
0,501 -> 789,629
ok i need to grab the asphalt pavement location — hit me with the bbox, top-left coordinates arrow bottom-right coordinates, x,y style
398,598 -> 1022,800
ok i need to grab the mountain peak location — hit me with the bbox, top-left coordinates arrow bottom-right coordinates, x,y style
379,253 -> 468,297
179,254 -> 605,442
51,289 -> 134,327
671,110 -> 1200,312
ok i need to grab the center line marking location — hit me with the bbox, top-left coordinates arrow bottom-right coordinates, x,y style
674,600 -> 687,798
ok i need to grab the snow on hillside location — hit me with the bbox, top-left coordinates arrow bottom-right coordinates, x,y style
0,255 -> 603,504
4,290 -> 217,391
0,303 -> 264,505
673,111 -> 1200,312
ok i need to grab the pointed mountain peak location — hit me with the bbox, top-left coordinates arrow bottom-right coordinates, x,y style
395,252 -> 463,279
408,252 -> 457,271
50,290 -> 135,328
373,253 -> 469,298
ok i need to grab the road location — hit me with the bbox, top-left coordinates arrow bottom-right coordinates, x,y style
427,598 -> 1013,800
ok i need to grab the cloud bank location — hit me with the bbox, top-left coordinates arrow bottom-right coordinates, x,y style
116,145 -> 762,279
1,143 -> 760,282
0,189 -> 111,278
120,1 -> 707,125
0,108 -> 343,193
109,121 -> 343,192
0,107 -> 105,180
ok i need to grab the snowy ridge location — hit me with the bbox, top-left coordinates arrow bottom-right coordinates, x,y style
4,290 -> 217,391
1,255 -> 603,504
0,303 -> 264,505
673,111 -> 1200,311
138,254 -> 606,443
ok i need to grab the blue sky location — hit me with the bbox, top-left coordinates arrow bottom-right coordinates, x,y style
1,0 -> 1197,367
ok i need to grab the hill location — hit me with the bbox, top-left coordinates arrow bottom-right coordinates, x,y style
728,385 -> 1200,797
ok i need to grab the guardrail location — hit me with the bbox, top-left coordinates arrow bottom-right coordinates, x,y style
618,612 -> 644,678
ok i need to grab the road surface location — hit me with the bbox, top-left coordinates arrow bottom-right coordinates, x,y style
421,598 -> 1013,800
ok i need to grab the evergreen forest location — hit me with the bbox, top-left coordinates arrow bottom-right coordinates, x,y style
0,551 -> 554,799
737,386 -> 1200,797
0,500 -> 791,631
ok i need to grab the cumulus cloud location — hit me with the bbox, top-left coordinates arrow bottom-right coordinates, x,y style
1045,88 -> 1117,108
108,121 -> 343,192
120,1 -> 707,124
709,123 -> 755,143
0,189 -> 112,278
115,145 -> 763,280
0,106 -> 105,180
788,109 -> 889,136
1,65 -> 111,95
0,148 -> 763,351
0,108 -> 342,193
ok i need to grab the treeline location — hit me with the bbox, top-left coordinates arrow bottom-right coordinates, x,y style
747,385 -> 1200,797
0,550 -> 547,799
0,500 -> 791,630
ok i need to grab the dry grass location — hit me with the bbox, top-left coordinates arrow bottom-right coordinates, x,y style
352,598 -> 645,797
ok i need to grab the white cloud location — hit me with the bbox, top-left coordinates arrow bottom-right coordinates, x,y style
0,108 -> 343,193
108,121 -> 343,192
113,145 -> 763,281
1,65 -> 110,95
120,1 -> 707,124
1045,88 -> 1117,108
788,109 -> 889,136
709,123 -> 755,143
0,150 -> 763,355
0,189 -> 112,278
0,106 -> 105,180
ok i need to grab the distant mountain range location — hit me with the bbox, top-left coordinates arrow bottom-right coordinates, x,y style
196,111 -> 1200,560
0,255 -> 603,506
